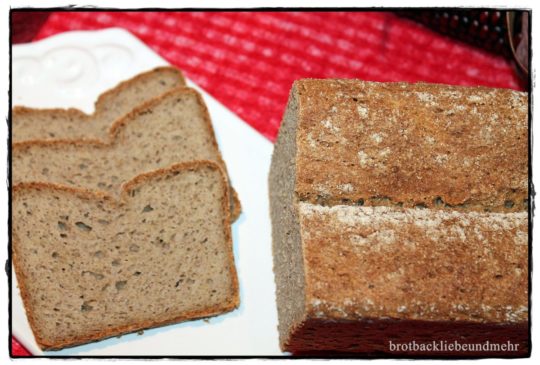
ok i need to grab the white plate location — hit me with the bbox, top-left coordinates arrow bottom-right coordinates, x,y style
12,28 -> 281,356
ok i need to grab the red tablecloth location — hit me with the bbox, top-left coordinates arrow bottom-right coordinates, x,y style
11,10 -> 523,356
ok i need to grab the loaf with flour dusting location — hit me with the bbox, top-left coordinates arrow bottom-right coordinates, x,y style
269,79 -> 528,356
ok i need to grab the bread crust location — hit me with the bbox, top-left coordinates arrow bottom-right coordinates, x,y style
12,161 -> 239,351
13,87 -> 241,221
298,203 -> 528,323
293,79 -> 528,212
12,66 -> 185,136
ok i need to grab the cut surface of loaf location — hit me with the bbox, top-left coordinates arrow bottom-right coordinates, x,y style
12,161 -> 239,350
269,79 -> 529,356
13,87 -> 241,220
12,66 -> 186,143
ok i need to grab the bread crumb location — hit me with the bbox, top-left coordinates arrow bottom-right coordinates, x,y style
337,183 -> 354,193
350,234 -> 368,246
364,298 -> 374,307
386,268 -> 405,280
370,133 -> 383,144
415,92 -> 435,104
321,119 -> 340,133
357,105 -> 368,118
505,306 -> 528,322
453,303 -> 469,312
350,230 -> 396,250
306,132 -> 317,148
357,151 -> 369,167
481,125 -> 493,141
452,226 -> 466,241
467,95 -> 483,103
516,231 -> 528,245
379,147 -> 391,158
434,154 -> 448,164
510,92 -> 527,113
314,184 -> 330,196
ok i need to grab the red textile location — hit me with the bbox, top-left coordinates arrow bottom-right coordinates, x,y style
11,11 -> 522,356
34,11 -> 522,141
11,337 -> 31,357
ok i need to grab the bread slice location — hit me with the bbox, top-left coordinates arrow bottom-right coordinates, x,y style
269,79 -> 529,355
12,66 -> 185,143
13,87 -> 241,220
12,161 -> 239,351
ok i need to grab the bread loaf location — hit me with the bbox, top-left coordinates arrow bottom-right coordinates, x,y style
12,161 -> 239,350
13,87 -> 241,220
269,79 -> 528,355
12,66 -> 185,143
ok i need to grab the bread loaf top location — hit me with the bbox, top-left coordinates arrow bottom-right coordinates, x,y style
291,79 -> 529,324
299,202 -> 528,324
294,79 -> 528,212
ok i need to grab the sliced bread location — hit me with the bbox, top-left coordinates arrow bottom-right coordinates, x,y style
270,79 -> 529,355
13,87 -> 241,220
12,66 -> 185,143
12,161 -> 239,350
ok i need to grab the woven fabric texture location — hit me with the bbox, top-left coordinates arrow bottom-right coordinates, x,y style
34,11 -> 523,141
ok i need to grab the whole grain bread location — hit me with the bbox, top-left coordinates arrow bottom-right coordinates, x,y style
12,66 -> 185,143
12,161 -> 239,351
13,87 -> 241,220
269,79 -> 529,355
